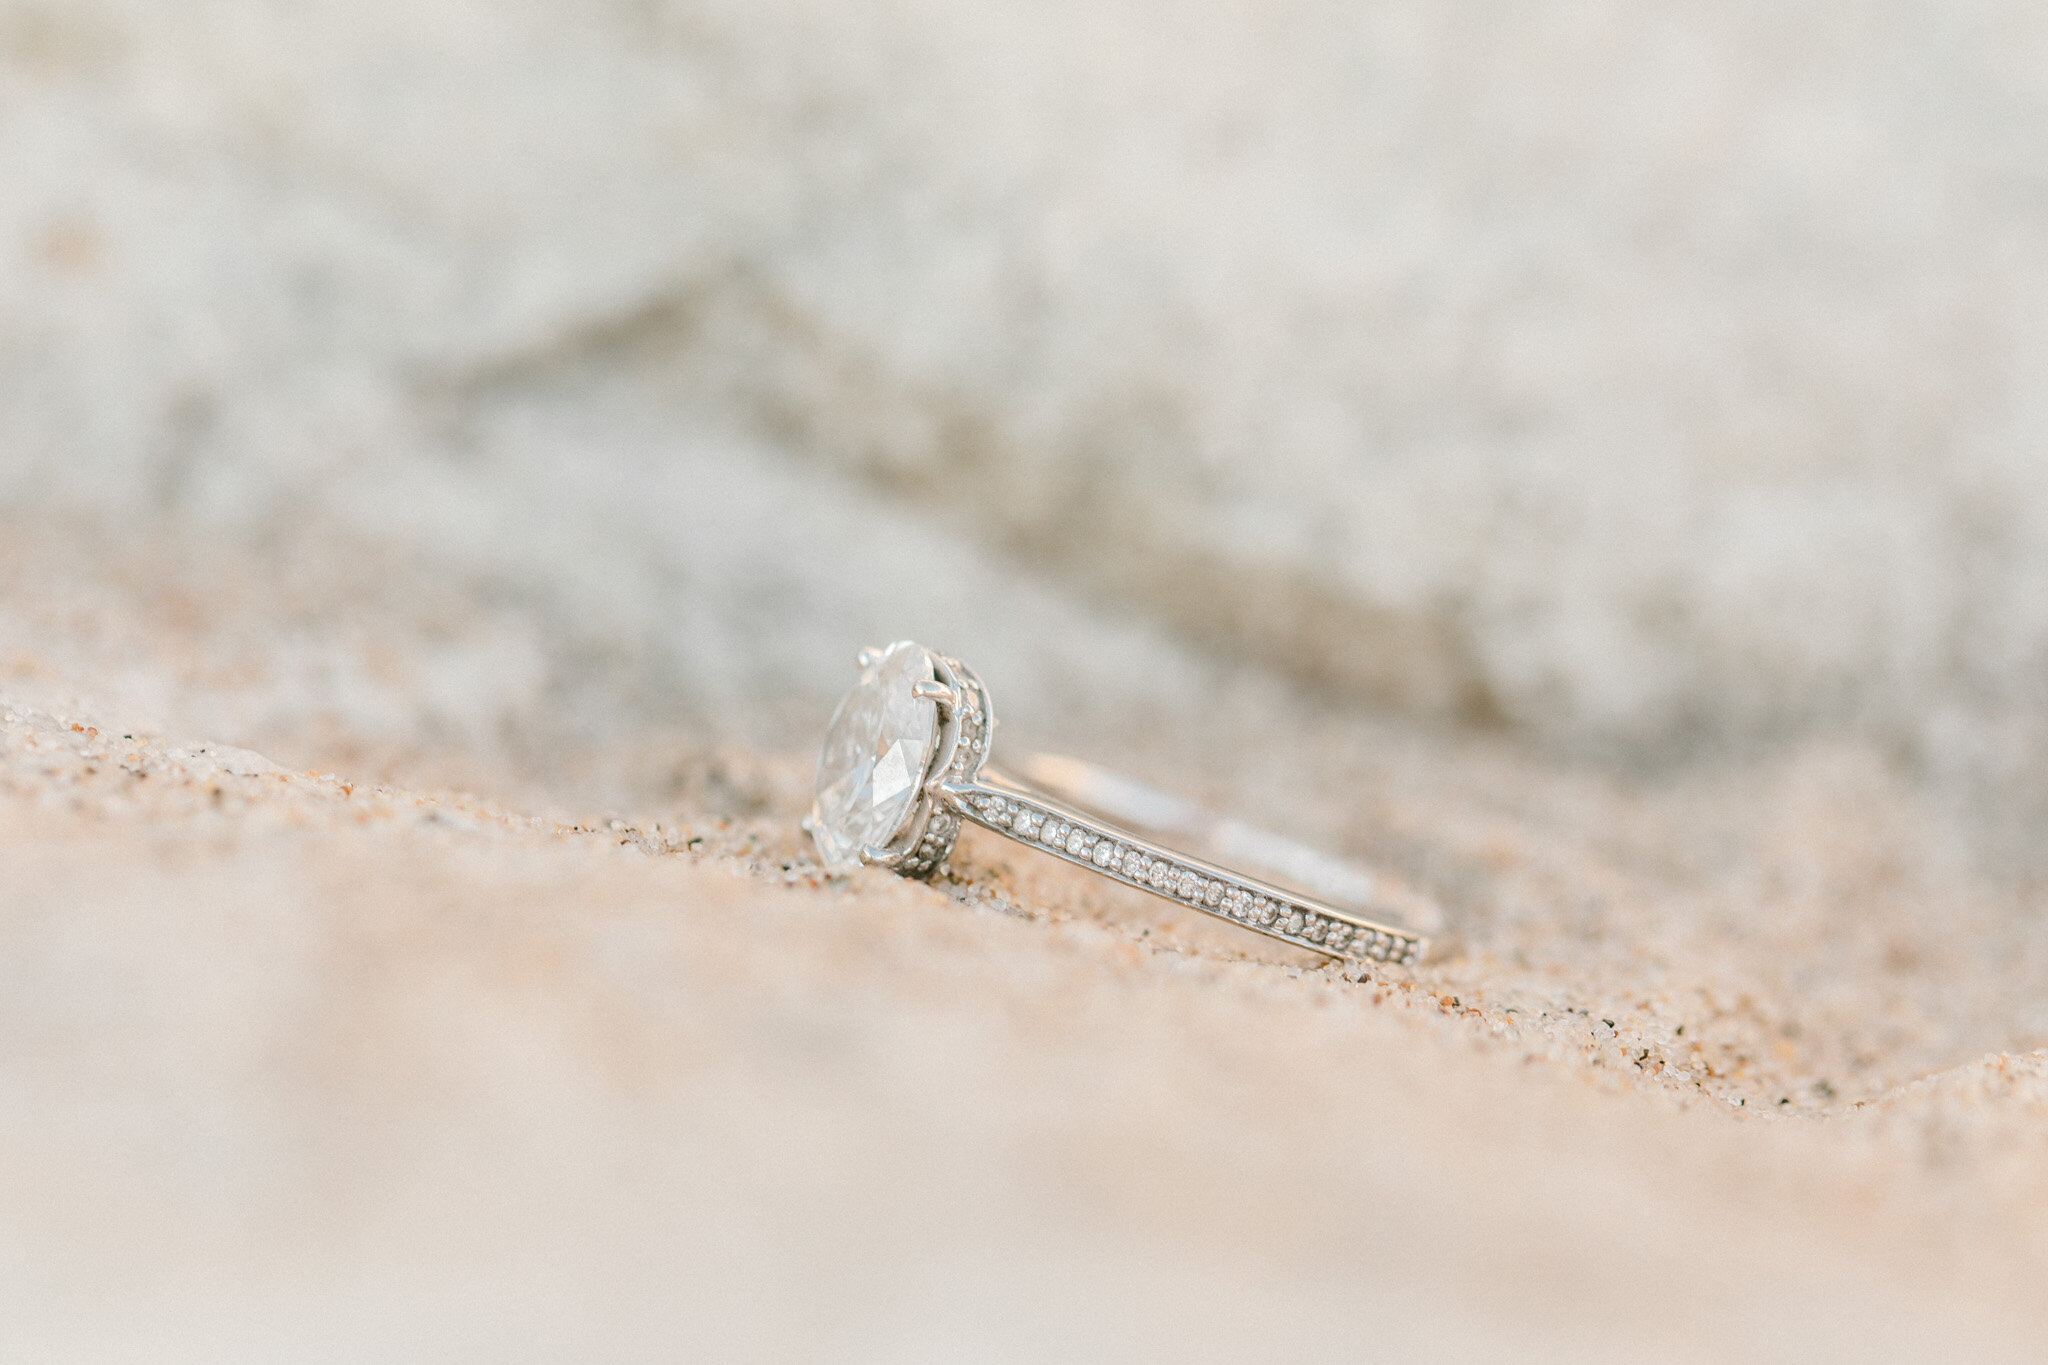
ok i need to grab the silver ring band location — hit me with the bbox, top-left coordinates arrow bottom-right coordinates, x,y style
950,768 -> 1426,966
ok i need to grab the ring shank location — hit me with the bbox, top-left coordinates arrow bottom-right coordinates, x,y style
1017,754 -> 1444,937
942,767 -> 1427,967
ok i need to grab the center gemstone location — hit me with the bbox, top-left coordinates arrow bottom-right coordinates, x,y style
810,642 -> 940,874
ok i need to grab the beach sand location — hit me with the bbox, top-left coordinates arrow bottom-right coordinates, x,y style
9,3 -> 2048,1356
4,524 -> 2046,1361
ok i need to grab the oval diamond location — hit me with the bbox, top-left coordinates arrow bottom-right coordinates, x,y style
810,642 -> 940,874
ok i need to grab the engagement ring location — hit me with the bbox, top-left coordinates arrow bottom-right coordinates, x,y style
809,641 -> 1431,966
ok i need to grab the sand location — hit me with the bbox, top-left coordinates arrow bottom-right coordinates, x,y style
9,2 -> 2048,1357
4,525 -> 2047,1361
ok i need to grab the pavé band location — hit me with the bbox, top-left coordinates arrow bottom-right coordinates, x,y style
809,641 -> 1428,967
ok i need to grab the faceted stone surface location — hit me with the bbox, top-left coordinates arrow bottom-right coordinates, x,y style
811,642 -> 939,874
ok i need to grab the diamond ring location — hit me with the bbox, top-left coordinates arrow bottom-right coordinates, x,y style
809,641 -> 1431,966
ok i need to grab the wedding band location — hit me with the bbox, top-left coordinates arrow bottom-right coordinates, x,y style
809,641 -> 1430,966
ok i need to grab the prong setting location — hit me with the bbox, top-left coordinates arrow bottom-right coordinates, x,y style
911,679 -> 958,710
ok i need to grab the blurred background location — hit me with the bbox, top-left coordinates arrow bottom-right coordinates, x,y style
11,5 -> 2048,1359
9,0 -> 2048,853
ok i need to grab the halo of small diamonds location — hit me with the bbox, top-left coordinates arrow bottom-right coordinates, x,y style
891,651 -> 991,878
